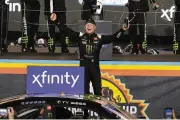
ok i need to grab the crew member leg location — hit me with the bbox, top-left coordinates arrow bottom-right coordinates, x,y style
21,1 -> 29,52
174,13 -> 180,54
137,12 -> 146,54
27,2 -> 40,52
129,13 -> 138,54
56,12 -> 69,53
2,5 -> 8,52
0,4 -> 8,52
47,16 -> 56,52
176,20 -> 180,54
0,5 -> 2,51
21,1 -> 40,52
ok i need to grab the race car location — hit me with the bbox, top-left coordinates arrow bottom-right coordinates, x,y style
0,94 -> 137,119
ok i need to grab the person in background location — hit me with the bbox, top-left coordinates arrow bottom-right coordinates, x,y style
126,0 -> 159,54
44,0 -> 69,53
21,0 -> 40,52
173,0 -> 180,54
81,0 -> 97,20
0,0 -> 8,53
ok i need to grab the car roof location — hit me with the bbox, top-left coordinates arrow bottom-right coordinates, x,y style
0,94 -> 106,104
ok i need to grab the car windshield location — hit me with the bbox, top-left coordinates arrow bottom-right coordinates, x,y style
0,94 -> 137,119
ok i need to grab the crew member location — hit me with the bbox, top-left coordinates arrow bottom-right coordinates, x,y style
174,0 -> 180,54
44,0 -> 69,53
50,13 -> 128,117
126,0 -> 158,54
0,0 -> 8,53
21,0 -> 40,52
82,0 -> 97,20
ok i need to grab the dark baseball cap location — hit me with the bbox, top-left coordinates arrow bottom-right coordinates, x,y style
85,19 -> 96,26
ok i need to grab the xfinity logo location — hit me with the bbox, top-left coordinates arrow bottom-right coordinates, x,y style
32,71 -> 80,88
161,6 -> 175,21
27,66 -> 84,95
5,0 -> 21,12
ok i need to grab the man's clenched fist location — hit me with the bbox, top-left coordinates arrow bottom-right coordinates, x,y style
50,13 -> 57,21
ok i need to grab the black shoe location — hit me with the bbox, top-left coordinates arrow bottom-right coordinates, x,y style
61,47 -> 69,53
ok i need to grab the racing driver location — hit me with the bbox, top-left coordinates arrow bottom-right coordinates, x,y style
50,13 -> 129,118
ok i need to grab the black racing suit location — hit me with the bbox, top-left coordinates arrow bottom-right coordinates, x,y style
21,0 -> 40,52
127,0 -> 155,54
44,0 -> 69,52
55,22 -> 124,118
0,0 -> 8,52
174,0 -> 180,54
56,24 -> 124,95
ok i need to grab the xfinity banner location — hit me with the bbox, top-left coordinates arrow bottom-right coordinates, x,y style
26,66 -> 84,94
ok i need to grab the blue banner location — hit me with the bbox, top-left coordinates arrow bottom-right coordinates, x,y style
26,66 -> 84,95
